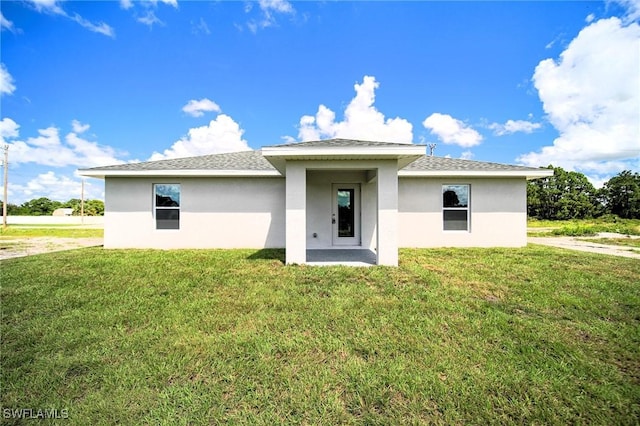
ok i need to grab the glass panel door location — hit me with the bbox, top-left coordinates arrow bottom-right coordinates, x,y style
337,189 -> 355,237
332,184 -> 360,246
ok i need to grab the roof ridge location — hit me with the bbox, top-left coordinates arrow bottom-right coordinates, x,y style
266,138 -> 427,148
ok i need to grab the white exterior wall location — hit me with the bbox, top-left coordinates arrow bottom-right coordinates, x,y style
7,216 -> 104,225
102,171 -> 528,253
104,177 -> 285,249
398,177 -> 528,247
285,163 -> 306,264
377,162 -> 399,265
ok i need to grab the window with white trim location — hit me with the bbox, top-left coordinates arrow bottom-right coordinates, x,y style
443,184 -> 469,231
154,184 -> 180,230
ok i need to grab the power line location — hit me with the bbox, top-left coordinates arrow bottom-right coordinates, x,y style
2,145 -> 8,229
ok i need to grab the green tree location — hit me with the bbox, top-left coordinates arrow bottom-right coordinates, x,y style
19,197 -> 63,216
1,201 -> 27,215
63,198 -> 82,213
83,199 -> 105,216
527,166 -> 599,220
7,203 -> 27,215
600,170 -> 640,219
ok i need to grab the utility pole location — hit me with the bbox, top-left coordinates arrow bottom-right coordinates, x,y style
81,179 -> 85,224
2,145 -> 8,229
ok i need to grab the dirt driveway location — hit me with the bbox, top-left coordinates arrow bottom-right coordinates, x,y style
529,233 -> 640,259
0,237 -> 103,261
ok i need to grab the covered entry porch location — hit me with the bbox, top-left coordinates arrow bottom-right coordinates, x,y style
262,140 -> 425,266
306,249 -> 377,266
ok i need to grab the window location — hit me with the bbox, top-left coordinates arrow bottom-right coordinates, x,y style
154,184 -> 180,230
443,184 -> 469,231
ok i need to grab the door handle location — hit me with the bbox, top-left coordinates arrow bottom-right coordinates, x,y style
332,214 -> 336,224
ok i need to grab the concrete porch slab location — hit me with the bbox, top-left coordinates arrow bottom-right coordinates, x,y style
306,249 -> 377,266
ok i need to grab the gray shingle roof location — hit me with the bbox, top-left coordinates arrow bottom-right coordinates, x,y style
80,149 -> 276,172
402,155 -> 545,172
79,139 -> 545,175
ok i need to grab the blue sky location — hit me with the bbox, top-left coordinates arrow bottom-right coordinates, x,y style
1,0 -> 639,203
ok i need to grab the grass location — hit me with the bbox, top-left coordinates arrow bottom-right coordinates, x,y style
1,247 -> 639,424
0,226 -> 103,238
580,237 -> 640,249
528,217 -> 640,237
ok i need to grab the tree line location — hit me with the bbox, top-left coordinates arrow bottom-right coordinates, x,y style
528,167 -> 640,220
1,198 -> 104,216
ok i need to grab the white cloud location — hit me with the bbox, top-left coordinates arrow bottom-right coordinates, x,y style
1,11 -> 17,32
488,119 -> 542,136
610,0 -> 640,23
0,118 -> 20,140
260,0 -> 294,14
245,0 -> 294,32
5,120 -> 124,168
422,113 -> 483,148
192,17 -> 210,35
0,63 -> 16,96
71,119 -> 90,134
29,0 -> 64,14
137,11 -> 164,27
8,170 -> 105,204
460,151 -> 474,160
123,0 -> 178,28
296,75 -> 413,143
10,171 -> 80,202
182,98 -> 221,117
150,114 -> 250,160
27,0 -> 115,37
518,17 -> 640,176
155,0 -> 178,7
70,13 -> 115,37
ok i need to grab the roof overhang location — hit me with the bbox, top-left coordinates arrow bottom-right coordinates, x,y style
262,145 -> 426,174
77,169 -> 282,179
399,168 -> 554,180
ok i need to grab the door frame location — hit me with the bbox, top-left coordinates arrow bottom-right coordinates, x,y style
331,183 -> 361,246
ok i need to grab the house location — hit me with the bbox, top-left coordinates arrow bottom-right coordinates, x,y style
52,208 -> 74,217
78,139 -> 553,266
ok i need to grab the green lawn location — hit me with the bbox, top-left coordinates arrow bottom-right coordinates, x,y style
528,217 -> 640,236
1,247 -> 639,424
0,226 -> 103,238
581,237 -> 640,249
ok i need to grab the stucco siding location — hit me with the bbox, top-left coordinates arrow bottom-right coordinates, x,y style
398,177 -> 527,247
306,170 -> 377,249
104,177 -> 285,249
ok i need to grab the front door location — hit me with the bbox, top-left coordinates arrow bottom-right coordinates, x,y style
332,184 -> 361,246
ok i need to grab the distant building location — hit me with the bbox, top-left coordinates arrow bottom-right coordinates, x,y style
52,208 -> 74,216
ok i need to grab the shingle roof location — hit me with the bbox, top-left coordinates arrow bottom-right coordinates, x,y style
402,155 -> 544,172
78,139 -> 548,177
80,149 -> 276,172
